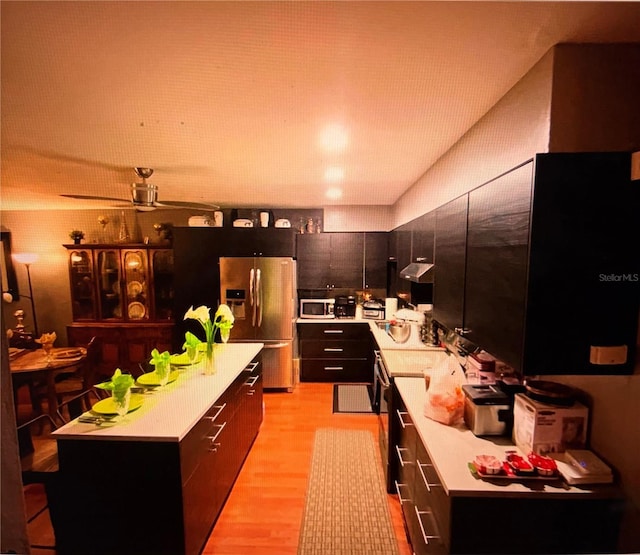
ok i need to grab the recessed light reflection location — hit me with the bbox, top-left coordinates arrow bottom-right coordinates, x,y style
324,167 -> 344,182
319,124 -> 348,152
326,187 -> 343,200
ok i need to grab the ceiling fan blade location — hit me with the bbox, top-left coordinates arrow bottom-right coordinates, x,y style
155,200 -> 220,210
61,194 -> 129,203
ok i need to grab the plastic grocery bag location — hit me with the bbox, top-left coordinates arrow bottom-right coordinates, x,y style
423,354 -> 465,426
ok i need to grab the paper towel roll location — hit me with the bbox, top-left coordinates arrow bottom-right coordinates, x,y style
385,298 -> 398,319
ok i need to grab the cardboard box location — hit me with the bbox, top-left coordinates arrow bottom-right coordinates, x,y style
512,393 -> 588,455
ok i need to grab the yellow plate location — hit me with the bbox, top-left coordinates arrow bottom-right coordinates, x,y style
136,369 -> 179,386
170,352 -> 203,366
92,394 -> 144,415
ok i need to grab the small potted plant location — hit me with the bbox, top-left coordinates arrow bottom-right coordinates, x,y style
69,229 -> 85,244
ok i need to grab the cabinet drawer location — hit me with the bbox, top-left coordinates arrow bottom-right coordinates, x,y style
414,438 -> 450,549
300,339 -> 371,359
180,401 -> 230,485
298,322 -> 370,340
300,359 -> 372,382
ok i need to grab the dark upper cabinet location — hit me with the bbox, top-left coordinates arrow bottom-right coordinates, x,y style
464,162 -> 533,370
296,232 -> 388,291
364,232 -> 389,289
461,152 -> 638,376
296,234 -> 332,290
522,152 -> 638,376
393,223 -> 413,299
296,233 -> 363,290
330,233 -> 365,289
433,195 -> 468,332
411,211 -> 435,263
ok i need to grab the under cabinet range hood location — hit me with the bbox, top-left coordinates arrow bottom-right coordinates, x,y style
399,261 -> 434,283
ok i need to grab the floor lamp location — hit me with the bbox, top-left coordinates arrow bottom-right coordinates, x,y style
12,253 -> 39,337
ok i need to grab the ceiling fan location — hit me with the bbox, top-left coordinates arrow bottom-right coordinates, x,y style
61,167 -> 219,211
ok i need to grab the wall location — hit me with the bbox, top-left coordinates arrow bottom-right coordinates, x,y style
324,205 -> 393,232
391,43 -> 640,552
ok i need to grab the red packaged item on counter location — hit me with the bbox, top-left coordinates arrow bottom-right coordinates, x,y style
473,454 -> 502,475
527,452 -> 558,476
505,451 -> 535,475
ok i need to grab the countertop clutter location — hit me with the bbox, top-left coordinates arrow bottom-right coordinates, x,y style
395,376 -> 618,498
53,342 -> 263,442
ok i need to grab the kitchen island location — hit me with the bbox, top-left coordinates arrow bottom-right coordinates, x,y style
392,376 -> 624,554
50,343 -> 264,555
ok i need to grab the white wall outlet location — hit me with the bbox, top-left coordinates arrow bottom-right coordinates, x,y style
589,345 -> 628,365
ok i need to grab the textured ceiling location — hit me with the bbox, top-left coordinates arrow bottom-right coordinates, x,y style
2,1 -> 640,211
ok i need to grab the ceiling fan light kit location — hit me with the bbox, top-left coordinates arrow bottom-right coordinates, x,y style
61,167 -> 220,212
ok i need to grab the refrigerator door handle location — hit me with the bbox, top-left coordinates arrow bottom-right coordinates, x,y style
256,268 -> 263,327
250,268 -> 256,326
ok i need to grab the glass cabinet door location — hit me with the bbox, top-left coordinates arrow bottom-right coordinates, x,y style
151,249 -> 174,320
69,250 -> 97,320
122,249 -> 150,321
96,249 -> 123,320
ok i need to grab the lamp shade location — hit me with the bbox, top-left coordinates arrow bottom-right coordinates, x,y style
13,253 -> 39,265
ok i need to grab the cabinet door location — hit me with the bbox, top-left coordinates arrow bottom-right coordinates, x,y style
121,249 -> 150,322
433,196 -> 468,331
411,212 -> 435,264
329,233 -> 364,289
464,162 -> 533,369
394,224 -> 412,300
68,249 -> 98,320
151,249 -> 174,320
364,232 -> 389,289
95,249 -> 123,320
296,233 -> 331,289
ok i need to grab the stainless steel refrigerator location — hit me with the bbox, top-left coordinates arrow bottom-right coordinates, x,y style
219,257 -> 297,390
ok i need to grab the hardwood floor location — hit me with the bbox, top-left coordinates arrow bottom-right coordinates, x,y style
24,382 -> 411,555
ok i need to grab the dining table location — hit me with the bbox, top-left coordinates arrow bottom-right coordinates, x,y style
10,346 -> 87,420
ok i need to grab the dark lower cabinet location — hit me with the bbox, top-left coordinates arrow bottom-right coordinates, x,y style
298,322 -> 373,382
51,357 -> 263,555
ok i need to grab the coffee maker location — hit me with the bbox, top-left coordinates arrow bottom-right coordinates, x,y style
334,295 -> 356,318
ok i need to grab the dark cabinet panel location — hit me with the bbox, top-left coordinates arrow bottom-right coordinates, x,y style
464,162 -> 533,368
330,233 -> 364,289
296,232 -> 386,291
411,211 -> 435,263
433,195 -> 468,332
364,232 -> 389,289
295,233 -> 331,289
394,224 -> 413,299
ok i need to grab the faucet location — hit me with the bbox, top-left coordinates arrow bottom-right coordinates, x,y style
406,302 -> 417,310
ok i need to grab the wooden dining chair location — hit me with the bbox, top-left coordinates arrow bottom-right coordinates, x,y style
17,412 -> 60,550
32,336 -> 105,423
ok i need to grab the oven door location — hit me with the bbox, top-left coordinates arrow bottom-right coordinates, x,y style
373,350 -> 390,414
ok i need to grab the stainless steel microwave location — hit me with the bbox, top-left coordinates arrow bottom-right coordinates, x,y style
299,298 -> 335,319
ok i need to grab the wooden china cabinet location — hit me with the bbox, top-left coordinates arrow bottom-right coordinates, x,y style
64,244 -> 174,377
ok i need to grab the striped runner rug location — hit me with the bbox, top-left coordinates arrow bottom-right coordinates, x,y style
297,428 -> 400,555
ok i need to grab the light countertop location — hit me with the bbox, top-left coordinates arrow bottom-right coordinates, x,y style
394,377 -> 618,499
52,343 -> 263,443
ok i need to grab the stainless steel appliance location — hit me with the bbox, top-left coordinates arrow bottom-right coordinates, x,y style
334,295 -> 356,318
220,257 -> 297,390
362,299 -> 384,319
462,384 -> 511,436
299,298 -> 335,319
372,350 -> 391,487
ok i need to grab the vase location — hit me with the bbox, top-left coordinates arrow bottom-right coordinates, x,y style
203,343 -> 217,375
